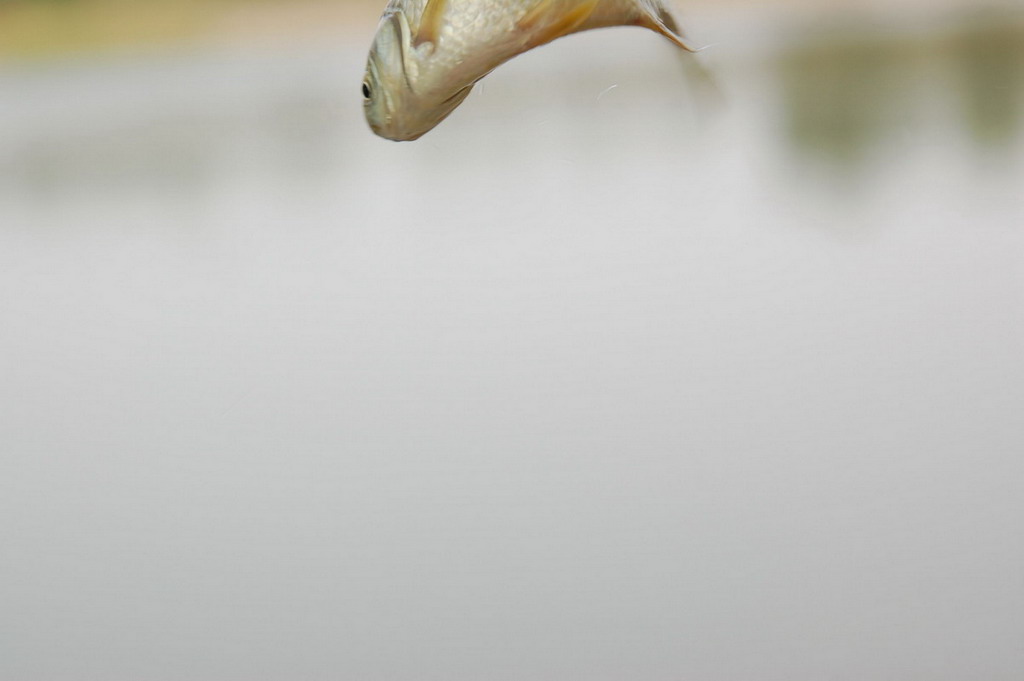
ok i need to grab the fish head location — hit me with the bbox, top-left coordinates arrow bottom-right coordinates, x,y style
362,11 -> 473,141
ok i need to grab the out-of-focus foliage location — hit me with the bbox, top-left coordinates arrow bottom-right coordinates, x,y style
0,0 -> 223,57
0,0 -> 373,59
777,9 -> 1024,169
953,12 -> 1024,146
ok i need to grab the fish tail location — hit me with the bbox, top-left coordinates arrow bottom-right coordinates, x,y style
635,0 -> 699,52
638,0 -> 723,113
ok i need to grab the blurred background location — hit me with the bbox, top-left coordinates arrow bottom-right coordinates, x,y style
2,0 -> 1023,679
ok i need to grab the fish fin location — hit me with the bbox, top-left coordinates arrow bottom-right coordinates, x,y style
414,0 -> 448,47
518,0 -> 601,48
636,2 -> 698,52
639,2 -> 722,112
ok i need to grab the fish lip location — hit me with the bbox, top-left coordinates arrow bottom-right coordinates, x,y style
363,10 -> 472,141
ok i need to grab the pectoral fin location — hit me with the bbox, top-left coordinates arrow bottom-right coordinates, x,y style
517,0 -> 601,48
414,0 -> 447,47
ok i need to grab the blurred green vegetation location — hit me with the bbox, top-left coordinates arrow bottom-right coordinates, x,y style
777,10 -> 1024,170
953,13 -> 1024,146
0,0 -> 373,59
0,0 -> 229,57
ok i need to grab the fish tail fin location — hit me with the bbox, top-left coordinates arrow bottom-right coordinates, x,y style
636,0 -> 700,52
640,1 -> 725,117
679,47 -> 725,118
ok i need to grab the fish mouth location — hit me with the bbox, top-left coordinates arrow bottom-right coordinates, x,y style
363,11 -> 417,138
362,11 -> 474,141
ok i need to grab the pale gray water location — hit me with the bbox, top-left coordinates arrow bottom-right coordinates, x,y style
1,13 -> 1023,681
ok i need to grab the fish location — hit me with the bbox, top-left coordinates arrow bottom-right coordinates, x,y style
361,0 -> 698,141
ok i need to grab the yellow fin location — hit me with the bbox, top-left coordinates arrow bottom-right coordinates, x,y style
415,0 -> 448,47
637,3 -> 697,52
518,0 -> 601,48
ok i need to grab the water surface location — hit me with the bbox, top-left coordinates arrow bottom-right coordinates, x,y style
1,13 -> 1023,681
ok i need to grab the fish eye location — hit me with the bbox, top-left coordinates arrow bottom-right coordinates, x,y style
362,82 -> 371,100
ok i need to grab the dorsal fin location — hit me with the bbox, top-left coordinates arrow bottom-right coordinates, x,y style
415,0 -> 448,47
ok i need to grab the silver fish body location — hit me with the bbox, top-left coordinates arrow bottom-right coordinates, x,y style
362,0 -> 695,141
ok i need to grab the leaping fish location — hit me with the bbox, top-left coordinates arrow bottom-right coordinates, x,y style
361,0 -> 697,141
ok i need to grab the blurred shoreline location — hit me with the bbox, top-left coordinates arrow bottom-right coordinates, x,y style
1,0 -> 1021,63
0,0 -> 380,61
1,3 -> 1022,678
